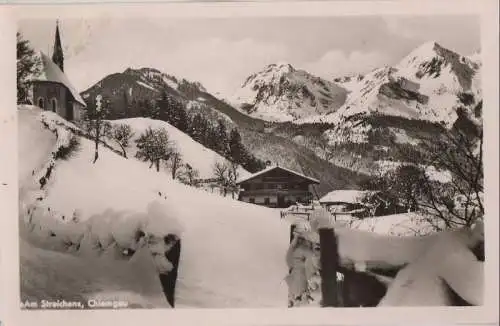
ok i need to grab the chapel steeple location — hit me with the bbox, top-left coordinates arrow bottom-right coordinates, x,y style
52,20 -> 64,72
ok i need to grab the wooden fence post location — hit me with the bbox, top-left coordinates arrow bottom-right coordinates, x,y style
158,237 -> 181,308
290,224 -> 296,243
319,227 -> 339,307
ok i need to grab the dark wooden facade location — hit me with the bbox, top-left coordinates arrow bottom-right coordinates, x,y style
237,166 -> 320,208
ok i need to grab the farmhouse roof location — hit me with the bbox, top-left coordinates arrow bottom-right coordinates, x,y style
319,190 -> 379,204
236,165 -> 320,185
32,51 -> 86,107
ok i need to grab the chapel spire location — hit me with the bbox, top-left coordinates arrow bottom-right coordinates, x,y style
52,20 -> 64,72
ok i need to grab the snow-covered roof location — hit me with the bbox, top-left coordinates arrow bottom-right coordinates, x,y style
32,52 -> 86,107
319,190 -> 379,204
236,165 -> 320,185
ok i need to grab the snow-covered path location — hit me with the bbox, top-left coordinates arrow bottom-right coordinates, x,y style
173,203 -> 289,308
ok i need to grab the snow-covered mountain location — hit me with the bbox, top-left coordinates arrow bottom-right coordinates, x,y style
230,62 -> 348,122
81,67 -> 266,130
259,42 -> 482,178
302,41 -> 481,126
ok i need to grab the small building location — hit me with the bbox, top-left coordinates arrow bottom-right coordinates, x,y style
319,190 -> 381,219
236,165 -> 320,208
31,22 -> 86,121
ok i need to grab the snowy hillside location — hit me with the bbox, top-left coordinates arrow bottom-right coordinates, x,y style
301,41 -> 481,126
106,117 -> 250,179
18,106 -> 289,308
230,62 -> 348,122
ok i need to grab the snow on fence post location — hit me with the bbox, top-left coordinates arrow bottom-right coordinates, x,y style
319,227 -> 339,307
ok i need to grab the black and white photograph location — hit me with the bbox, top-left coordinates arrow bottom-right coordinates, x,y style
7,1 -> 498,321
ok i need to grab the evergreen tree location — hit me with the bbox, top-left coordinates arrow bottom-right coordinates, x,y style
173,100 -> 189,132
189,114 -> 205,143
205,124 -> 219,152
228,128 -> 247,164
157,91 -> 172,122
215,120 -> 229,156
128,98 -> 139,117
139,100 -> 152,117
198,116 -> 209,146
122,90 -> 131,118
17,32 -> 41,103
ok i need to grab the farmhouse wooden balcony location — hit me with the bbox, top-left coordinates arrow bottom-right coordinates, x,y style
239,189 -> 313,196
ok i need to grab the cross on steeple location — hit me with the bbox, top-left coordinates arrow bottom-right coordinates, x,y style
52,20 -> 64,72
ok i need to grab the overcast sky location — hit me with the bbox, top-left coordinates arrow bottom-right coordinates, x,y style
18,15 -> 480,96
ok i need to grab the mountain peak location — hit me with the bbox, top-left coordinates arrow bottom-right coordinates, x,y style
409,40 -> 444,58
264,62 -> 296,74
232,61 -> 348,122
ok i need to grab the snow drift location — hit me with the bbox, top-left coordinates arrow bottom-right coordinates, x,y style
286,207 -> 484,307
18,106 -> 289,308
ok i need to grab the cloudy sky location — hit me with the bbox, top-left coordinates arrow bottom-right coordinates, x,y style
18,15 -> 480,96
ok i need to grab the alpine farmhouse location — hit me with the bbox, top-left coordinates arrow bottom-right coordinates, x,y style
236,165 -> 320,208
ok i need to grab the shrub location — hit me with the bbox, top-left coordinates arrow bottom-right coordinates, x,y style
54,135 -> 81,161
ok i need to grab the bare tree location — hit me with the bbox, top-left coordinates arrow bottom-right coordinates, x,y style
169,149 -> 183,180
226,160 -> 240,199
110,124 -> 134,158
368,108 -> 484,230
179,164 -> 200,186
212,160 -> 240,198
135,127 -> 173,172
213,160 -> 229,196
86,95 -> 111,164
416,120 -> 483,229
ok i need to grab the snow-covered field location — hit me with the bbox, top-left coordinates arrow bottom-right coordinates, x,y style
18,106 -> 288,308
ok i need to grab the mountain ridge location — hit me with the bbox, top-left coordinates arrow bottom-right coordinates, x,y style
230,62 -> 348,122
231,41 -> 481,128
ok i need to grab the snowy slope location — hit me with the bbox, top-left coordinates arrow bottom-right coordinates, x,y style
18,106 -> 57,187
230,62 -> 348,122
19,106 -> 289,308
107,117 -> 250,179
